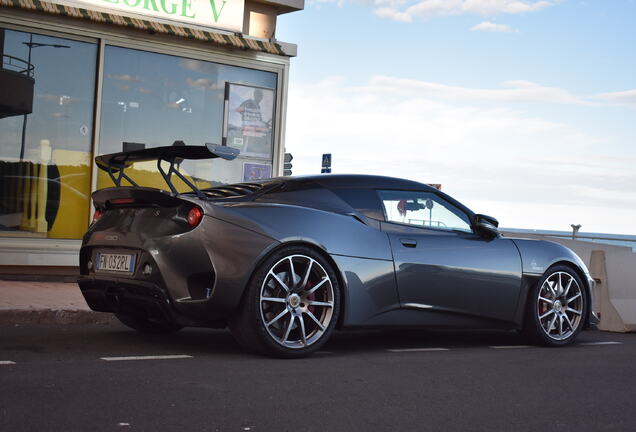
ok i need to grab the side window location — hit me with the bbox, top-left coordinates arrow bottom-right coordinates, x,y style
378,190 -> 472,233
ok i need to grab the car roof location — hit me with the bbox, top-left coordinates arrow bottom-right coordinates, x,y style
225,174 -> 475,219
281,174 -> 474,218
269,174 -> 438,192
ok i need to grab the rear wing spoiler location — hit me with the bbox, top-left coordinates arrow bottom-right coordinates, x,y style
95,143 -> 239,198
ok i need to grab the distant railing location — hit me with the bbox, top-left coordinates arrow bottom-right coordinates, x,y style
538,233 -> 636,243
408,219 -> 448,228
1,54 -> 34,77
502,230 -> 636,252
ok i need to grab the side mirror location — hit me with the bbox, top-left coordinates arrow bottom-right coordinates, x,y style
473,214 -> 499,238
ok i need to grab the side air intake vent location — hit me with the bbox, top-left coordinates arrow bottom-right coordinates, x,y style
203,183 -> 263,198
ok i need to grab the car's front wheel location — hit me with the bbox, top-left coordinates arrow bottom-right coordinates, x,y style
524,265 -> 588,346
230,246 -> 341,358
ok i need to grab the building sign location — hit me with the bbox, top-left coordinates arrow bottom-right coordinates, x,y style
243,162 -> 272,182
321,153 -> 331,174
223,82 -> 275,159
53,0 -> 245,32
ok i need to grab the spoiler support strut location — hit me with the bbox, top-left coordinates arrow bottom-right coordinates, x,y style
96,143 -> 239,198
156,156 -> 204,199
106,156 -> 139,188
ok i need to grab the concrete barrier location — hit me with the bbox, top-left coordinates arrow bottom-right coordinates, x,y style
503,232 -> 636,332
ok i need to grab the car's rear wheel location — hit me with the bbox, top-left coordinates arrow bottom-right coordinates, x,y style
230,246 -> 341,358
524,265 -> 587,346
115,313 -> 183,334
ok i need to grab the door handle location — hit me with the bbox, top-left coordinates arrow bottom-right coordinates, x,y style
400,238 -> 417,248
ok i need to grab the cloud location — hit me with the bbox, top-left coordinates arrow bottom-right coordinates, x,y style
107,74 -> 141,82
185,78 -> 223,90
374,7 -> 413,21
312,0 -> 556,22
179,59 -> 218,74
594,89 -> 636,107
470,21 -> 515,32
356,76 -> 586,104
284,77 -> 636,234
408,0 -> 552,17
49,112 -> 69,118
369,0 -> 555,22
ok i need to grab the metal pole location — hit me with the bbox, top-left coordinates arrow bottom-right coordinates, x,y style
0,29 -> 5,59
19,34 -> 33,162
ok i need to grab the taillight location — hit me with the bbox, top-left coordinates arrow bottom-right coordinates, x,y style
187,207 -> 203,227
92,209 -> 104,225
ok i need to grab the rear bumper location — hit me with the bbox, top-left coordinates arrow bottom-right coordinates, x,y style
79,276 -> 177,322
78,275 -> 226,327
79,214 -> 279,327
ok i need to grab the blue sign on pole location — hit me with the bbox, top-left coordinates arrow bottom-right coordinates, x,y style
321,153 -> 332,174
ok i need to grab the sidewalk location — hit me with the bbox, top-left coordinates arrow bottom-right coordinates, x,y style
0,280 -> 113,324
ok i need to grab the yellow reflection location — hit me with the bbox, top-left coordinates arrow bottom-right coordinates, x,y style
96,160 -> 212,193
2,146 -> 91,239
47,148 -> 90,239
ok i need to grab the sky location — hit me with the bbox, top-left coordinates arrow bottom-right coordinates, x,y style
275,0 -> 636,235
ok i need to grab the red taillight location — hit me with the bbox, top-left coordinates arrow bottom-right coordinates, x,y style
92,209 -> 104,224
187,207 -> 203,227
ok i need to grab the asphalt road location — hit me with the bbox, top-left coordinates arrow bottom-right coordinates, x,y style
1,323 -> 635,432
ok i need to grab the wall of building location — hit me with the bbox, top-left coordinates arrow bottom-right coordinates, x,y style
0,0 -> 300,269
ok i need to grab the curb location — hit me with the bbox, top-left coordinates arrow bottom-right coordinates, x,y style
0,309 -> 116,325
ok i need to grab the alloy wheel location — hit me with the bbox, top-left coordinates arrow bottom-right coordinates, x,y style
536,271 -> 584,341
259,254 -> 335,349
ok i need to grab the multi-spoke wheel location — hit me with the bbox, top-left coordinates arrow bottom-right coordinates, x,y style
524,265 -> 588,346
230,246 -> 340,358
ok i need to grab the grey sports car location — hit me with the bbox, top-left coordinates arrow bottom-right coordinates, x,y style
79,144 -> 598,357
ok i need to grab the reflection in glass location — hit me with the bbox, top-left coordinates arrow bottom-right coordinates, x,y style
0,29 -> 96,239
226,83 -> 275,159
98,46 -> 277,190
380,190 -> 472,232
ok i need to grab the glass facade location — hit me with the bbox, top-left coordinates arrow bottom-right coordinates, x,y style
98,46 -> 277,190
0,27 -> 280,241
0,29 -> 97,239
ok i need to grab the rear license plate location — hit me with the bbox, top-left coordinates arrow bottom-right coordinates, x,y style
96,253 -> 135,274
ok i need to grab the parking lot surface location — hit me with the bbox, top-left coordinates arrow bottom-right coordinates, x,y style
1,324 -> 635,431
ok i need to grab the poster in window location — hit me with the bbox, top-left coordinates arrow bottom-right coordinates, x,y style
223,83 -> 275,159
242,162 -> 272,182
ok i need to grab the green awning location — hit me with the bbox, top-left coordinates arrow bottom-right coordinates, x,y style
0,0 -> 287,56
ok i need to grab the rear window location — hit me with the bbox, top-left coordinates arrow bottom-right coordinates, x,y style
330,189 -> 385,220
256,186 -> 354,214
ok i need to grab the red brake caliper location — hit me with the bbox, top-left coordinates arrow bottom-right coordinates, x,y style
305,280 -> 316,315
540,290 -> 549,316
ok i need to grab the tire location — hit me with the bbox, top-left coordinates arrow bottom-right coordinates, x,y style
524,265 -> 588,346
115,313 -> 183,334
230,245 -> 341,358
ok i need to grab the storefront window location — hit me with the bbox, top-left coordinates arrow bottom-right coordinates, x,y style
0,29 -> 97,239
98,46 -> 277,190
